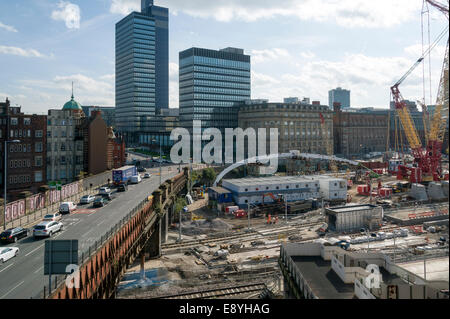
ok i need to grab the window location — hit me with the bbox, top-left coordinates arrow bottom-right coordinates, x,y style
35,142 -> 43,152
35,156 -> 42,167
11,118 -> 18,125
35,171 -> 43,183
24,118 -> 31,125
35,130 -> 43,138
61,143 -> 66,151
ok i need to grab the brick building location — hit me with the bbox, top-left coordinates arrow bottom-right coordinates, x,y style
107,127 -> 126,170
1,98 -> 47,201
333,104 -> 389,158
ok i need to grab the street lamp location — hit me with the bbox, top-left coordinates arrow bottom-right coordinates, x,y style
3,139 -> 20,230
152,138 -> 162,186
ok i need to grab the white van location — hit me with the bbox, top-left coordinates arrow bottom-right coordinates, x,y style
130,175 -> 142,184
59,202 -> 77,214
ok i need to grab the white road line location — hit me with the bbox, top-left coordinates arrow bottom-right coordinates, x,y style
0,263 -> 14,273
34,266 -> 44,274
0,280 -> 24,299
25,244 -> 44,257
82,228 -> 95,238
97,220 -> 106,226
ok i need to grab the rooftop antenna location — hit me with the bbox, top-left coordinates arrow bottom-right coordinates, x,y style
71,81 -> 74,99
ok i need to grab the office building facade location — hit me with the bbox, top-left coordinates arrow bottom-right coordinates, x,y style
115,0 -> 169,143
179,47 -> 251,135
329,87 -> 350,109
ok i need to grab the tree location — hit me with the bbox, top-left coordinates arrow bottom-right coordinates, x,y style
201,168 -> 217,187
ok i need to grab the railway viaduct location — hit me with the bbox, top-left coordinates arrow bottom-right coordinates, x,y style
48,168 -> 190,299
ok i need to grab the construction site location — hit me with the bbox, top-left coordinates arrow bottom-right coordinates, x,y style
116,0 -> 449,300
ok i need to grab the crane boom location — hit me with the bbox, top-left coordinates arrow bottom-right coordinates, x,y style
425,0 -> 449,18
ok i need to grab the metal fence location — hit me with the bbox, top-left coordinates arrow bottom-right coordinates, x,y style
32,197 -> 150,299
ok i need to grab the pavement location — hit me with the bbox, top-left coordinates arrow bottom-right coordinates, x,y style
0,166 -> 180,299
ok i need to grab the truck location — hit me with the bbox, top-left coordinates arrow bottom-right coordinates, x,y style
112,166 -> 137,186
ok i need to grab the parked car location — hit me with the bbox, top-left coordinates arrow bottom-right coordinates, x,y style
0,228 -> 29,243
43,213 -> 62,222
117,183 -> 128,192
80,195 -> 95,204
129,175 -> 142,184
59,202 -> 77,214
33,221 -> 64,238
144,173 -> 151,179
93,197 -> 106,208
0,247 -> 19,263
99,187 -> 111,195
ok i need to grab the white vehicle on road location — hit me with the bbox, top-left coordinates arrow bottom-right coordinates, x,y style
80,195 -> 95,204
129,175 -> 142,184
59,202 -> 77,214
33,221 -> 64,238
99,187 -> 111,195
0,247 -> 19,263
43,212 -> 62,222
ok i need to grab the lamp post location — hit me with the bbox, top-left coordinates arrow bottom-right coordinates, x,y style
3,139 -> 20,230
152,138 -> 162,186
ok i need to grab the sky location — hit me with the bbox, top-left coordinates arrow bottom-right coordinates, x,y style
0,0 -> 448,115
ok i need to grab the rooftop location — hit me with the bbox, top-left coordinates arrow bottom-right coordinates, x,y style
328,204 -> 378,214
292,256 -> 355,299
222,175 -> 341,186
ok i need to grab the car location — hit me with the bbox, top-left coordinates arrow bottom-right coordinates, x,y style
0,228 -> 29,243
80,194 -> 95,204
93,197 -> 107,208
137,167 -> 146,173
33,221 -> 64,238
0,247 -> 19,263
99,187 -> 111,195
43,213 -> 62,222
129,175 -> 142,184
59,202 -> 77,214
117,183 -> 128,192
144,173 -> 151,178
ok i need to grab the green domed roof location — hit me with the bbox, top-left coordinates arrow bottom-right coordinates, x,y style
63,94 -> 82,111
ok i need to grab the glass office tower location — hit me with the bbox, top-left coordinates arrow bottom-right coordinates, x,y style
115,0 -> 168,143
179,47 -> 251,134
328,87 -> 351,109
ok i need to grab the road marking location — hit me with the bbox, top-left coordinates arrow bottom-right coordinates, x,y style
34,266 -> 44,274
97,220 -> 106,226
25,244 -> 44,257
82,228 -> 96,237
0,263 -> 14,273
0,280 -> 24,299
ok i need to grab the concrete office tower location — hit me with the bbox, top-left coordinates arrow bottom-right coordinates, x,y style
179,47 -> 251,135
329,87 -> 350,109
115,0 -> 168,143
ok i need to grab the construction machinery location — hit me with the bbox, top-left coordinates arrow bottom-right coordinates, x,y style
390,7 -> 448,183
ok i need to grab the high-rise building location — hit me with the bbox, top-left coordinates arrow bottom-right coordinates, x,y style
329,87 -> 350,109
179,47 -> 251,135
115,0 -> 168,143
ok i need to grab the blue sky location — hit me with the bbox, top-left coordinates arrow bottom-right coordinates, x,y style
0,0 -> 448,114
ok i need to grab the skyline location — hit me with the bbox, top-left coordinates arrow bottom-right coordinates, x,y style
0,0 -> 448,114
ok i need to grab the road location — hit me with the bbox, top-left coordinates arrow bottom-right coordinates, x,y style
0,166 -> 181,299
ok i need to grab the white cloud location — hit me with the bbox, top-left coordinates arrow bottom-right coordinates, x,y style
251,51 -> 443,108
110,0 -> 140,15
0,21 -> 18,32
300,51 -> 315,59
0,45 -> 48,58
51,1 -> 81,29
169,62 -> 179,107
111,0 -> 422,28
251,48 -> 290,64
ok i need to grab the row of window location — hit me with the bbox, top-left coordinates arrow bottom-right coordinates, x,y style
8,173 -> 43,185
180,56 -> 250,70
180,100 -> 237,108
9,157 -> 43,168
47,156 -> 83,165
9,129 -> 43,138
180,86 -> 250,96
9,142 -> 43,153
180,65 -> 251,78
10,117 -> 32,126
47,142 -> 82,152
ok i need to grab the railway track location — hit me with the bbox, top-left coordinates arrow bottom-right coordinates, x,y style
162,221 -> 323,250
150,282 -> 268,299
